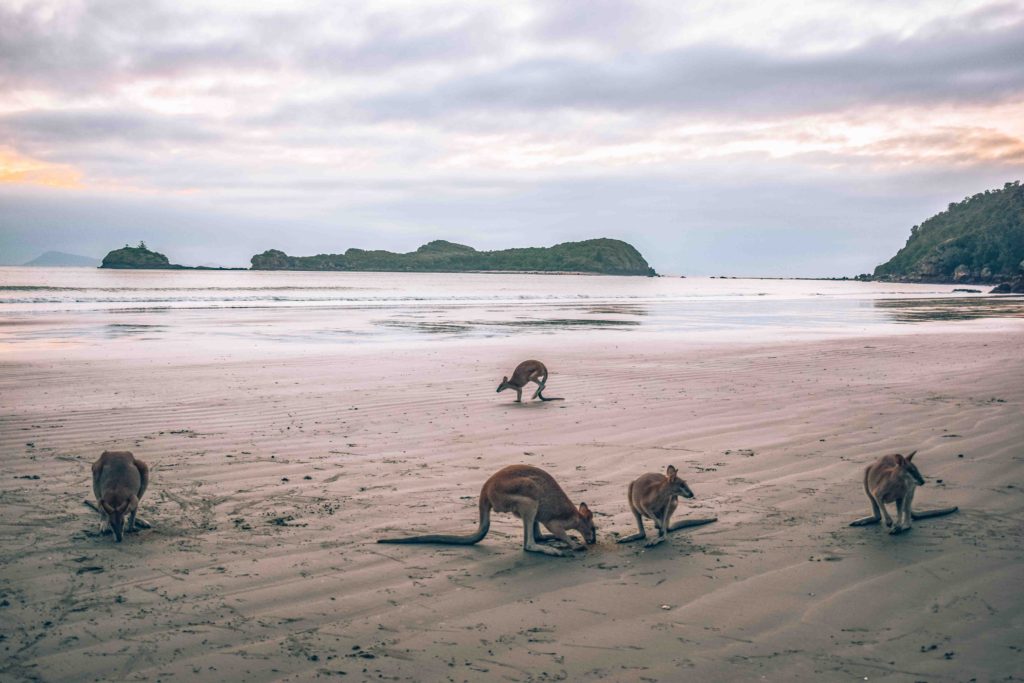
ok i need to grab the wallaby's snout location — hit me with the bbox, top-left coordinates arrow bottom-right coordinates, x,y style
104,500 -> 127,542
578,502 -> 597,545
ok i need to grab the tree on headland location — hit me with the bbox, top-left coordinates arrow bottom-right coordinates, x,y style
873,180 -> 1024,282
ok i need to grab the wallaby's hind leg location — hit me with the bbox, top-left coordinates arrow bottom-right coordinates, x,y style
871,490 -> 893,528
617,509 -> 648,544
646,510 -> 670,547
531,379 -> 544,400
533,520 -> 556,543
617,485 -> 647,544
519,500 -> 567,557
127,511 -> 152,532
850,493 -> 883,526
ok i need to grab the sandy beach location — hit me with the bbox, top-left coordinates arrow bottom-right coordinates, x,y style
1,325 -> 1022,682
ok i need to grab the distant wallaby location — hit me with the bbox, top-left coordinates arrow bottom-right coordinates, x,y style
87,451 -> 151,542
850,451 -> 957,532
378,464 -> 596,556
617,465 -> 717,546
496,360 -> 561,402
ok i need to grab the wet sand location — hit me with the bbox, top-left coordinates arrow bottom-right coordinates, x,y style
1,329 -> 1022,681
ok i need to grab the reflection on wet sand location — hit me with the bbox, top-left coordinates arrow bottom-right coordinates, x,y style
377,317 -> 640,335
875,296 -> 1024,323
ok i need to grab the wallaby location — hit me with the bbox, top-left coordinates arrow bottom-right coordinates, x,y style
86,451 -> 151,542
850,451 -> 958,532
496,360 -> 561,402
378,464 -> 596,557
617,465 -> 717,546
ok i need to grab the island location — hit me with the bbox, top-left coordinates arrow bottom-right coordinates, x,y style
250,238 -> 656,276
872,180 -> 1024,284
100,243 -> 244,270
101,243 -> 185,269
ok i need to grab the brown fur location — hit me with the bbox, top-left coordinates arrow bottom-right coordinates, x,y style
496,360 -> 559,402
617,465 -> 716,546
90,451 -> 150,542
379,464 -> 596,556
854,451 -> 924,534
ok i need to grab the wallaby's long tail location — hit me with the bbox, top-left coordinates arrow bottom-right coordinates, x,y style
851,506 -> 958,526
667,517 -> 717,531
911,506 -> 958,520
378,495 -> 491,545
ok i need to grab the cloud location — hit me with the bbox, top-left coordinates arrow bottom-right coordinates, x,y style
1,1 -> 1022,275
363,16 -> 1024,121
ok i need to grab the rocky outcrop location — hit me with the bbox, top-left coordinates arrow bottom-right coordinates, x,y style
874,181 -> 1024,283
100,244 -> 181,269
990,275 -> 1024,293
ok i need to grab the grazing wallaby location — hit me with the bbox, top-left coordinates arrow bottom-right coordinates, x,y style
378,464 -> 596,557
850,451 -> 958,533
87,451 -> 150,542
496,360 -> 561,402
617,465 -> 717,547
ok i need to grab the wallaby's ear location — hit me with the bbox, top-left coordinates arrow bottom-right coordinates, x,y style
666,465 -> 678,479
894,453 -> 906,465
906,450 -> 917,462
579,502 -> 591,517
502,376 -> 508,383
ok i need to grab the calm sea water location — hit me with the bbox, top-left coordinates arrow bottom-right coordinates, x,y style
1,267 -> 1022,359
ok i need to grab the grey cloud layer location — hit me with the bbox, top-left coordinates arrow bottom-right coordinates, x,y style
364,18 -> 1024,120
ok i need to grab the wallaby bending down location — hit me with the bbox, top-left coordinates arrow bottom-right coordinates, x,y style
378,464 -> 596,557
85,451 -> 151,542
849,451 -> 958,533
496,360 -> 562,402
617,465 -> 717,547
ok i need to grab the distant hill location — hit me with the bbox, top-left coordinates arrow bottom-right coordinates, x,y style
101,244 -> 185,269
874,181 -> 1024,282
251,238 -> 657,276
22,251 -> 100,267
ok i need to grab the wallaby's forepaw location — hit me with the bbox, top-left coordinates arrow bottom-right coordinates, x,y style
644,536 -> 666,548
99,520 -> 112,535
883,518 -> 893,528
133,517 -> 152,530
888,525 -> 904,535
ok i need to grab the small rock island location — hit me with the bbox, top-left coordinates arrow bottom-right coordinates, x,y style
100,243 -> 184,269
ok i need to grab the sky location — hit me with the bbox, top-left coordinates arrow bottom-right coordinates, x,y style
1,0 -> 1022,274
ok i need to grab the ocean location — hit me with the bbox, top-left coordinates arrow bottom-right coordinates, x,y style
1,267 -> 1022,360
